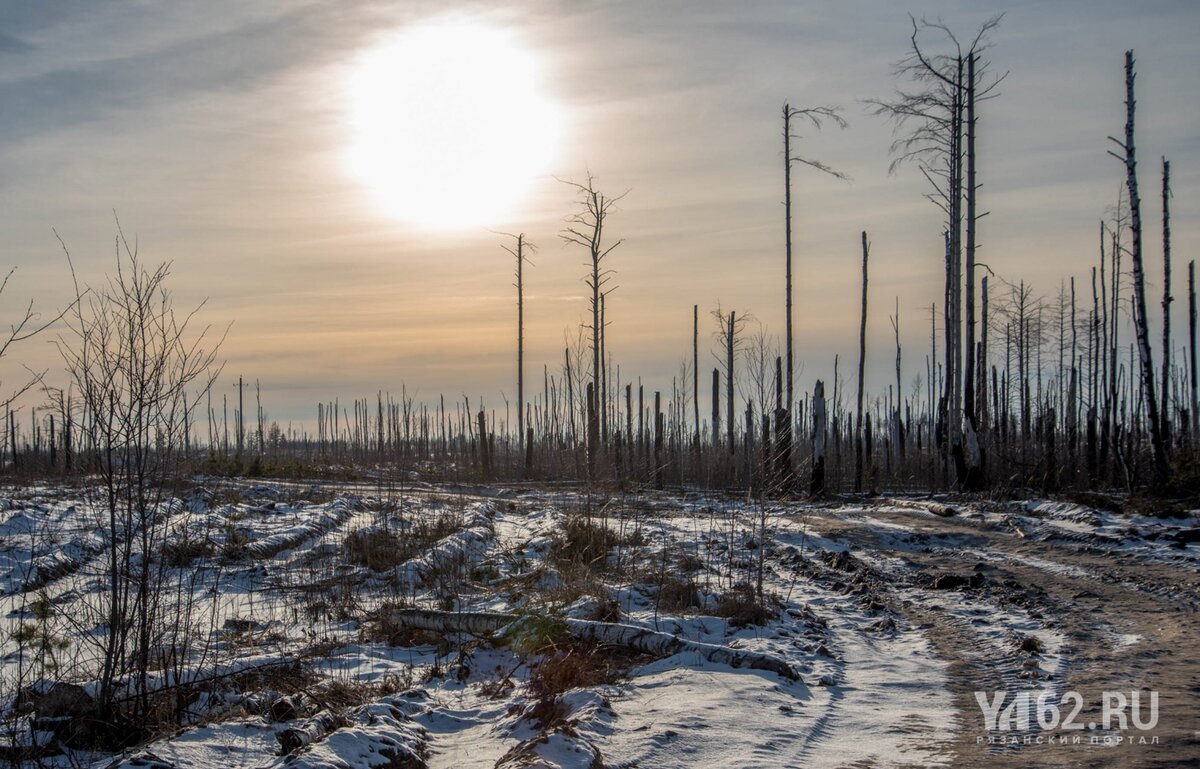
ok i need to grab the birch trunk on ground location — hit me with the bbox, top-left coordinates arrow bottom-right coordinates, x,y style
1109,51 -> 1169,487
386,609 -> 800,681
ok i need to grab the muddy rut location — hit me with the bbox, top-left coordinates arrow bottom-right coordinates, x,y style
802,503 -> 1200,768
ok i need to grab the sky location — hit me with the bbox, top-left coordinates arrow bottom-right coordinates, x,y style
1,0 -> 1198,430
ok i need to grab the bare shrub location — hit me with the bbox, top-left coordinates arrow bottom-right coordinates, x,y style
713,583 -> 776,628
551,515 -> 637,569
346,513 -> 465,571
346,528 -> 408,571
656,577 -> 700,613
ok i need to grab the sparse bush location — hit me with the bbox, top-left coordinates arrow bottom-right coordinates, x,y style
346,513 -> 466,571
713,582 -> 775,628
221,525 -> 251,559
528,646 -> 619,699
346,528 -> 408,571
551,515 -> 637,569
657,577 -> 700,613
163,536 -> 214,567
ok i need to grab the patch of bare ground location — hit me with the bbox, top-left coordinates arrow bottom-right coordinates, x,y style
803,500 -> 1200,768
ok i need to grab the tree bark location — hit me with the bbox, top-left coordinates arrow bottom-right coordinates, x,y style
811,380 -> 826,495
1190,260 -> 1198,440
1115,51 -> 1169,487
855,232 -> 870,492
386,609 -> 800,681
1160,158 -> 1172,441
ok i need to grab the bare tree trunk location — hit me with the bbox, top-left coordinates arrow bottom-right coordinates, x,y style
693,304 -> 700,452
727,311 -> 736,456
600,292 -> 608,443
811,379 -> 826,495
1190,260 -> 1198,440
783,106 -> 795,422
980,275 -> 989,434
1160,158 -> 1172,441
711,368 -> 720,453
654,391 -> 663,489
855,232 -> 870,492
964,52 -> 978,429
512,235 -> 527,467
891,298 -> 904,463
1112,51 -> 1169,487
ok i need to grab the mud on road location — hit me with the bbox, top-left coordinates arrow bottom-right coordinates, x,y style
798,497 -> 1200,768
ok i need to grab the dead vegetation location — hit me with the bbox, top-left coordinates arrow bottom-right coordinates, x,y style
345,512 -> 466,571
528,643 -> 639,698
550,514 -> 642,570
713,582 -> 776,627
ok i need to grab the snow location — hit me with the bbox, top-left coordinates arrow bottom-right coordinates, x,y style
0,481 -> 1188,767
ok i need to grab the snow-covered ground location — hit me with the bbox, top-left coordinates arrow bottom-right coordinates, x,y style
0,481 -> 1195,768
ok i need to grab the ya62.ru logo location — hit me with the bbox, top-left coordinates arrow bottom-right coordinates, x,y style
975,690 -> 1158,732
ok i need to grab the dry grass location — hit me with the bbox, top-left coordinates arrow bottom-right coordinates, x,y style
656,577 -> 701,613
550,515 -> 640,570
527,644 -> 630,698
345,528 -> 409,570
713,582 -> 775,628
346,513 -> 467,571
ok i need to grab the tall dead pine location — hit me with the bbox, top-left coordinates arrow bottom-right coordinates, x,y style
500,232 -> 534,474
855,232 -> 870,493
1108,51 -> 1169,487
782,103 -> 846,486
811,379 -> 826,495
560,175 -> 625,475
1160,158 -> 1172,440
1189,260 -> 1197,439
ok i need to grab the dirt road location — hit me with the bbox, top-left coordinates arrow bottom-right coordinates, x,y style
799,499 -> 1200,768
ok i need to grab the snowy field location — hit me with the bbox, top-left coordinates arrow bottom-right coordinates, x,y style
0,480 -> 1196,769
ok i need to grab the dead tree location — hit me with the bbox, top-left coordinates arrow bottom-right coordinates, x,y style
1160,158 -> 1172,440
869,14 -> 1003,489
782,104 -> 846,483
811,379 -> 826,494
1188,260 -> 1197,439
855,232 -> 870,492
890,297 -> 904,463
1108,51 -> 1168,487
500,233 -> 535,472
56,229 -> 224,723
712,307 -> 752,461
693,304 -> 700,452
560,175 -> 626,472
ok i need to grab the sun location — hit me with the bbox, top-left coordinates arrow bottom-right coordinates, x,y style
345,19 -> 561,231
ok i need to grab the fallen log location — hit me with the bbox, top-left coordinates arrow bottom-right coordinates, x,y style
277,710 -> 344,755
387,608 -> 800,681
880,498 -> 958,517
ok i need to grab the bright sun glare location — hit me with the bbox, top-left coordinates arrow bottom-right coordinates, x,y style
346,19 -> 561,230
